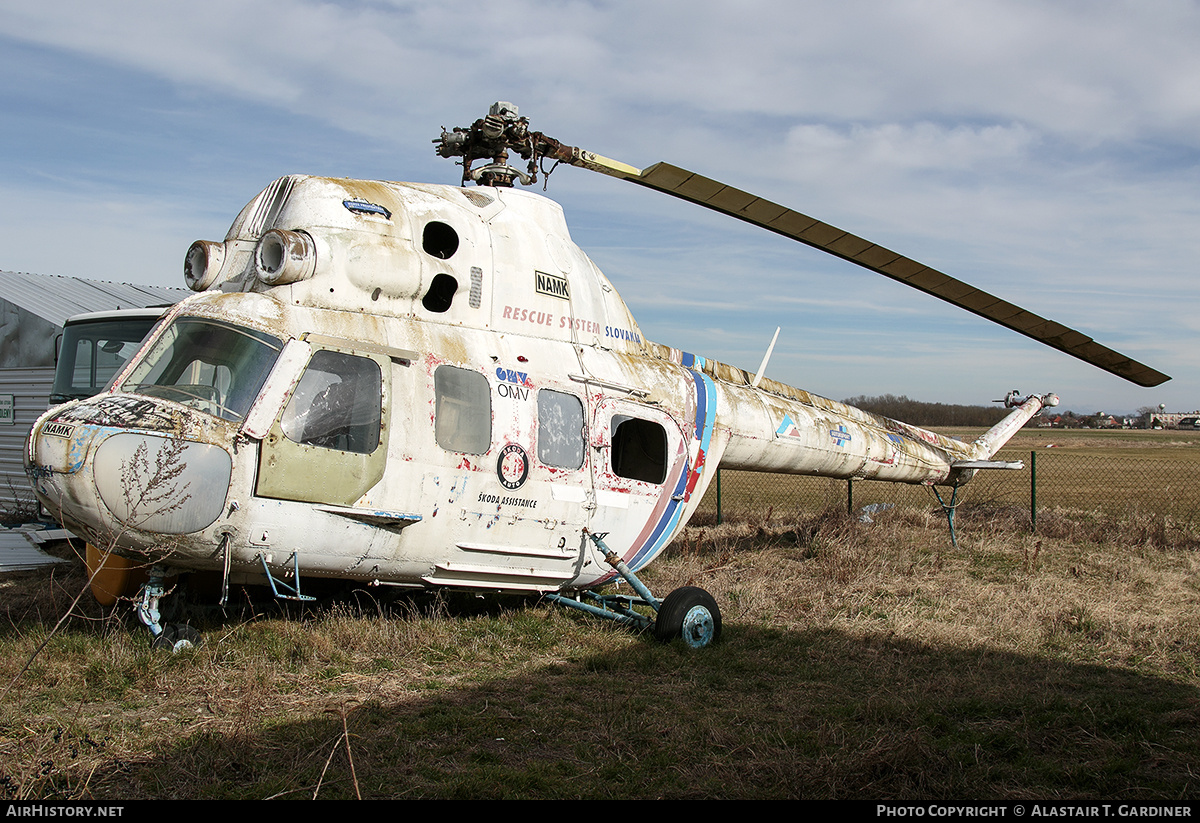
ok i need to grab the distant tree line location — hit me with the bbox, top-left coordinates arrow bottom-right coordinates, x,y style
842,394 -> 1013,428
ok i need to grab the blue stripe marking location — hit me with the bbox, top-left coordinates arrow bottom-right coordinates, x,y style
628,369 -> 718,571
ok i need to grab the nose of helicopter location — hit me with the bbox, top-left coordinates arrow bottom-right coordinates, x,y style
28,416 -> 233,539
90,432 -> 232,534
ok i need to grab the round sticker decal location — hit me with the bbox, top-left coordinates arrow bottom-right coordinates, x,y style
497,443 -> 529,490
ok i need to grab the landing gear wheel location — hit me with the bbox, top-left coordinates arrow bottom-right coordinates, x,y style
653,586 -> 721,648
150,624 -> 202,653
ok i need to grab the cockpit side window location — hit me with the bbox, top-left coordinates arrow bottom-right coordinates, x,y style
280,350 -> 382,454
434,366 -> 491,454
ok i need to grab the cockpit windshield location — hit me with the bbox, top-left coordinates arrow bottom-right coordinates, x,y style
119,318 -> 283,422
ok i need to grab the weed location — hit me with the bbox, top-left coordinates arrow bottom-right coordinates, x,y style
0,478 -> 40,526
1,434 -> 192,704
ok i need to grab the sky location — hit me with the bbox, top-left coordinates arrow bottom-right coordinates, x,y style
1,0 -> 1197,415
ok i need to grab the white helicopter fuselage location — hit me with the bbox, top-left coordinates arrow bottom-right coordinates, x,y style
25,175 -> 1046,595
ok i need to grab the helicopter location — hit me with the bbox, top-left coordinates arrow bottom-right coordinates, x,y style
24,103 -> 1167,651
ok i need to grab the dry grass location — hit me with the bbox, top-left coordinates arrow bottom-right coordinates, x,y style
666,507 -> 1200,674
1,504 -> 1198,799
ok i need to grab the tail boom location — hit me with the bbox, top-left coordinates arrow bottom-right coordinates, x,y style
691,359 -> 1056,489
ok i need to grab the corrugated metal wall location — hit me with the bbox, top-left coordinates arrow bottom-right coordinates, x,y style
0,367 -> 54,520
0,302 -> 60,368
0,271 -> 186,329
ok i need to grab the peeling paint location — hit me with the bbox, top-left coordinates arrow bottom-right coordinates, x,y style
24,168 -> 1054,603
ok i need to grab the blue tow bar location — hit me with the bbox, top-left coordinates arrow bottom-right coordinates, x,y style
544,531 -> 660,630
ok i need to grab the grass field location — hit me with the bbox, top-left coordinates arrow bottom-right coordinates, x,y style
1,430 -> 1198,799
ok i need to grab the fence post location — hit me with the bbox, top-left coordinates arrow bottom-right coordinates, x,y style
716,469 -> 723,525
1030,449 -> 1037,532
847,478 -> 853,516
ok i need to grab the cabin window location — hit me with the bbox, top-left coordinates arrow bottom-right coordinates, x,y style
280,351 -> 382,454
537,390 -> 585,469
434,366 -> 491,454
121,318 -> 281,422
611,415 -> 668,484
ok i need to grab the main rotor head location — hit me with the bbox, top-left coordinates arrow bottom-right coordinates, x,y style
434,102 -> 534,187
434,102 -> 637,188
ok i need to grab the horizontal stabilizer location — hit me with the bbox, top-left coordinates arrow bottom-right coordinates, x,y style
950,460 -> 1025,470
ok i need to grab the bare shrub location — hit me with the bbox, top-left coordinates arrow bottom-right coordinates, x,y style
954,503 -> 1030,534
1,434 -> 197,702
118,436 -> 193,528
0,479 -> 40,526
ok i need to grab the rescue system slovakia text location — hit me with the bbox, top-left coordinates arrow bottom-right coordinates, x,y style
477,493 -> 538,508
876,807 -> 1193,818
501,305 -> 642,343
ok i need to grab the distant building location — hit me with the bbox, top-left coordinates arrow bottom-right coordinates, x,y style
0,271 -> 186,517
1148,412 -> 1200,429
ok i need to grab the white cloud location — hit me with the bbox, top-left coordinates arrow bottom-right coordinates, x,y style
784,122 -> 1037,178
0,182 -> 203,287
0,0 -> 1194,411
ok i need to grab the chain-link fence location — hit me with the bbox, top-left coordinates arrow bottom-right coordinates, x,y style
695,451 -> 1200,525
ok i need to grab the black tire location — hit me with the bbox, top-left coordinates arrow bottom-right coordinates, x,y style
150,624 -> 202,653
172,625 -> 202,650
653,586 -> 721,647
150,625 -> 177,651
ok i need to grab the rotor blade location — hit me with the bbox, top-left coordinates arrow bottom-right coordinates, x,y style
620,161 -> 1169,388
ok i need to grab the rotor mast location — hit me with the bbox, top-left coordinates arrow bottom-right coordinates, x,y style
433,101 -> 640,188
